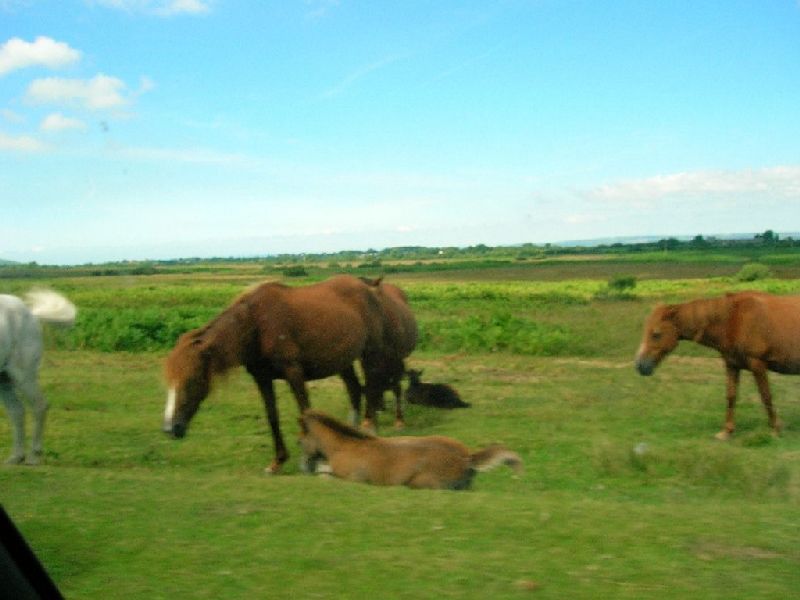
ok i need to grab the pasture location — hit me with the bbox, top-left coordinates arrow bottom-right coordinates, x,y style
2,260 -> 800,598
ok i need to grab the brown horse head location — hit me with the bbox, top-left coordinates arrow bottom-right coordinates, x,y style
635,304 -> 680,376
163,331 -> 213,438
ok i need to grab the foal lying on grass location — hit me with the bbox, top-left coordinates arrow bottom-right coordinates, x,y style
298,410 -> 522,490
405,369 -> 470,409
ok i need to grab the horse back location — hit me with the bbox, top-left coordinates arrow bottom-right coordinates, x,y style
0,295 -> 42,380
726,292 -> 800,372
245,277 -> 383,377
378,436 -> 472,487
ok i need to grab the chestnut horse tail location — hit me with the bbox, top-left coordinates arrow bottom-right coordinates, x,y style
470,445 -> 523,475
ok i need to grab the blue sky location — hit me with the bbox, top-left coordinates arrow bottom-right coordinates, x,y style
1,0 -> 799,265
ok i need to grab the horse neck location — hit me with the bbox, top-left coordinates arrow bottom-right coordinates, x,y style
201,300 -> 255,375
675,296 -> 728,348
307,420 -> 350,455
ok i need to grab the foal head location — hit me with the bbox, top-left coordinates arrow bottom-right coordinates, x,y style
163,332 -> 213,438
406,369 -> 423,385
297,411 -> 373,466
635,304 -> 680,376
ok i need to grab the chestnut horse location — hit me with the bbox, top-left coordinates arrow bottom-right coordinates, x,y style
163,275 -> 398,473
635,291 -> 800,439
298,410 -> 522,489
359,277 -> 417,428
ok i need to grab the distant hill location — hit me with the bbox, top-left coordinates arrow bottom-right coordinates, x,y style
557,232 -> 800,247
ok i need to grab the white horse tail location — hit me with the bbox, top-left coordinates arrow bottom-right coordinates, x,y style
25,289 -> 77,326
470,444 -> 523,475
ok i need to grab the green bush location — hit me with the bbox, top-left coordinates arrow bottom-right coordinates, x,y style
735,262 -> 772,282
593,275 -> 638,301
608,275 -> 637,291
417,311 -> 574,355
282,266 -> 308,277
58,307 -> 215,352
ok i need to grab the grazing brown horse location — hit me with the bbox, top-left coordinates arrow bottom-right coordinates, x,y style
359,277 -> 418,428
635,291 -> 800,439
163,275 -> 396,473
298,410 -> 522,489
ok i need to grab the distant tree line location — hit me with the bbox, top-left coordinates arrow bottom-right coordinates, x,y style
0,230 -> 795,279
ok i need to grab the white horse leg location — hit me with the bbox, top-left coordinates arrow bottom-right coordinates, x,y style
27,383 -> 47,465
17,377 -> 47,465
1,380 -> 26,464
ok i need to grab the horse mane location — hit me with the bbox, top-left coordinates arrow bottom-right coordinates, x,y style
165,291 -> 257,384
672,295 -> 732,343
304,410 -> 375,440
357,276 -> 384,287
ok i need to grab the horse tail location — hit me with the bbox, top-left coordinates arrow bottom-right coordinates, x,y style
25,290 -> 77,326
470,445 -> 523,475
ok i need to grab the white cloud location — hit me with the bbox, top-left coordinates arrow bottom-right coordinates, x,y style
1,108 -> 25,123
591,166 -> 800,204
26,74 -> 128,110
40,112 -> 87,132
564,213 -> 607,225
0,36 -> 81,76
152,0 -> 209,16
116,144 -> 255,166
0,131 -> 48,152
89,0 -> 210,16
305,0 -> 340,19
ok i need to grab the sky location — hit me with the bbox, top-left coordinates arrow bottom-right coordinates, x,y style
1,0 -> 799,265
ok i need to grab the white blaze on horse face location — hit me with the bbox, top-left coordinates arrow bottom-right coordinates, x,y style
164,387 -> 177,430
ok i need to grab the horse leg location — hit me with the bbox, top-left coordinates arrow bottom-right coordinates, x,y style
716,365 -> 739,440
18,377 -> 48,465
284,364 -> 310,412
392,381 -> 404,430
389,358 -> 406,429
0,380 -> 25,465
749,360 -> 781,435
248,370 -> 288,474
361,377 -> 382,434
339,365 -> 363,427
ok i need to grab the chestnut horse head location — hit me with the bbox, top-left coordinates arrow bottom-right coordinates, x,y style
163,332 -> 214,438
635,304 -> 681,376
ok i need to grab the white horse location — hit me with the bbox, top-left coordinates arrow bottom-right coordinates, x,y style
1,290 -> 76,465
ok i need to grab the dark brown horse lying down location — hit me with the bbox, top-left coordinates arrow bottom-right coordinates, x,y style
405,369 -> 470,409
636,291 -> 800,439
298,410 -> 522,490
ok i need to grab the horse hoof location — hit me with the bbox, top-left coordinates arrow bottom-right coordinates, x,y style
4,455 -> 25,465
25,455 -> 42,466
264,462 -> 283,476
714,431 -> 732,441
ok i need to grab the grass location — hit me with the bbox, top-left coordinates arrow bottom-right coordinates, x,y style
2,264 -> 800,598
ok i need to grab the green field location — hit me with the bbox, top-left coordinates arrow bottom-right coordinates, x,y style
2,258 -> 800,598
